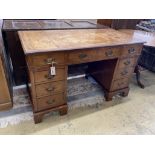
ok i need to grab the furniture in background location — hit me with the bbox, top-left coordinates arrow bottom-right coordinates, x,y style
2,19 -> 105,85
136,20 -> 155,32
0,20 -> 13,111
97,19 -> 142,29
18,29 -> 144,123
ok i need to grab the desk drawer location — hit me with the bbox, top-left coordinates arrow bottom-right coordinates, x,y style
37,93 -> 65,111
121,45 -> 142,57
68,47 -> 120,64
36,81 -> 65,97
28,52 -> 65,67
118,57 -> 138,69
115,67 -> 134,80
34,68 -> 65,84
112,78 -> 129,91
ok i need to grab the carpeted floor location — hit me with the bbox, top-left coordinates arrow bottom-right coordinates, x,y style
0,70 -> 155,134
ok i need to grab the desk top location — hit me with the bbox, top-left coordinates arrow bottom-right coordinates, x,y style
119,29 -> 155,47
18,29 -> 145,54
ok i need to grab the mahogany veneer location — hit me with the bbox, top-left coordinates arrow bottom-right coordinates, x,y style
18,29 -> 144,123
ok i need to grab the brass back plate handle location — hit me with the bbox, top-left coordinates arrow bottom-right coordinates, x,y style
128,48 -> 135,54
44,58 -> 57,65
105,50 -> 113,57
79,53 -> 88,59
46,99 -> 55,104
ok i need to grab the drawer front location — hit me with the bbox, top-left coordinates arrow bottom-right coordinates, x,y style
115,67 -> 134,80
37,93 -> 65,111
121,45 -> 142,57
68,47 -> 120,64
28,52 -> 65,67
34,68 -> 65,84
118,57 -> 138,69
112,78 -> 129,91
36,81 -> 65,97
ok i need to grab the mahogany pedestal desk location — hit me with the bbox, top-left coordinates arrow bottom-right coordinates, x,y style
18,29 -> 144,124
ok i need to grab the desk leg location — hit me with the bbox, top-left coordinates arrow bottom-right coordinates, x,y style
33,104 -> 68,124
104,92 -> 113,101
135,65 -> 144,89
59,105 -> 68,115
104,87 -> 129,101
34,113 -> 43,124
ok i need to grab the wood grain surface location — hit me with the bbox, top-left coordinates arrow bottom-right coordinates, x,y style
119,29 -> 155,47
18,29 -> 145,54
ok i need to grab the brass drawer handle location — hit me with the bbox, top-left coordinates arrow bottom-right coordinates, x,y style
44,58 -> 57,65
79,53 -> 88,59
105,50 -> 113,57
121,70 -> 128,76
124,60 -> 131,65
46,87 -> 55,91
45,74 -> 55,79
128,48 -> 135,54
46,99 -> 55,104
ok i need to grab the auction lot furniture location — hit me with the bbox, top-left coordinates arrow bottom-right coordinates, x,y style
0,20 -> 13,110
18,29 -> 144,123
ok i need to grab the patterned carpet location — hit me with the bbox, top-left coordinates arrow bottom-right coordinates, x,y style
0,76 -> 107,128
0,69 -> 154,129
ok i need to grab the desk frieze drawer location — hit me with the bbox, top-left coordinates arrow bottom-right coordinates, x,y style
36,93 -> 66,111
121,45 -> 143,57
27,52 -> 65,67
34,67 -> 65,84
111,78 -> 129,91
35,81 -> 65,97
68,47 -> 120,64
114,67 -> 134,80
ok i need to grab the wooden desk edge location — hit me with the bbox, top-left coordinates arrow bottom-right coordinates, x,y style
17,31 -> 145,55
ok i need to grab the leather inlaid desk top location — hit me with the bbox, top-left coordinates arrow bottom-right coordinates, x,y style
119,29 -> 155,47
18,29 -> 145,54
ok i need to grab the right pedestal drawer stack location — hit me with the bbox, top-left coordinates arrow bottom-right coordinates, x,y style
111,44 -> 143,91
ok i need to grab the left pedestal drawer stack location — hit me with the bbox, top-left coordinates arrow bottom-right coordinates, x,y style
26,51 -> 68,123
